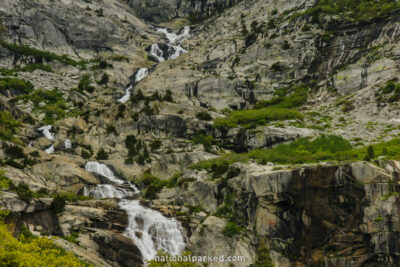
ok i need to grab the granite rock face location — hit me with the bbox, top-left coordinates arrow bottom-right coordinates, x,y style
125,0 -> 242,23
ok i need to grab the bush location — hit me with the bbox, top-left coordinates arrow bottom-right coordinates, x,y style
0,221 -> 89,266
255,85 -> 308,109
4,145 -> 25,159
192,135 -> 353,169
78,74 -> 95,93
10,183 -> 33,203
196,111 -> 212,121
51,195 -> 66,213
291,0 -> 400,22
222,221 -> 243,237
98,73 -> 109,85
96,148 -> 109,160
150,140 -> 162,151
0,170 -> 11,190
214,107 -> 304,130
0,77 -> 34,93
193,135 -> 214,152
0,41 -> 86,67
163,90 -> 173,102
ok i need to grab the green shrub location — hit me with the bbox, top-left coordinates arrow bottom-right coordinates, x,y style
291,0 -> 400,22
78,74 -> 95,93
214,107 -> 303,130
51,195 -> 66,213
196,111 -> 212,121
150,140 -> 162,151
0,170 -> 11,190
255,85 -> 308,109
0,221 -> 90,266
4,145 -> 25,159
10,183 -> 33,203
98,73 -> 109,85
81,149 -> 93,159
0,77 -> 34,93
96,148 -> 109,160
192,135 -> 353,169
222,221 -> 244,237
163,90 -> 173,102
0,41 -> 86,68
192,135 -> 214,152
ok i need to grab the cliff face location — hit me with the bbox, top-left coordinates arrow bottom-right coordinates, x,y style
153,160 -> 400,266
124,0 -> 242,23
1,0 -> 400,266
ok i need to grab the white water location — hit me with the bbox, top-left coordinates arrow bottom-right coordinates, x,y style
157,26 -> 190,44
149,27 -> 190,62
149,44 -> 166,63
84,184 -> 134,199
64,139 -> 72,149
38,125 -> 55,140
135,68 -> 149,82
84,161 -> 124,185
118,84 -> 133,104
118,68 -> 149,103
83,162 -> 186,263
45,145 -> 55,154
119,200 -> 186,261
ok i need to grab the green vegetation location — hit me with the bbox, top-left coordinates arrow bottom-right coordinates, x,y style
193,136 -> 400,172
253,240 -> 275,267
375,80 -> 400,103
192,135 -> 214,152
138,171 -> 182,200
255,85 -> 308,109
192,135 -> 352,170
214,108 -> 303,130
0,77 -> 34,93
222,221 -> 244,237
196,111 -> 213,121
51,195 -> 66,213
13,88 -> 67,124
0,41 -> 86,68
0,110 -> 22,144
78,74 -> 95,93
10,183 -> 33,203
0,63 -> 52,75
0,219 -> 90,266
291,0 -> 400,22
96,148 -> 109,160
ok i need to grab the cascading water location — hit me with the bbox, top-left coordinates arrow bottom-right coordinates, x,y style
38,125 -> 55,140
149,26 -> 190,62
45,145 -> 55,154
83,161 -> 186,263
64,139 -> 72,149
118,67 -> 149,103
119,200 -> 186,261
84,184 -> 133,199
84,161 -> 125,185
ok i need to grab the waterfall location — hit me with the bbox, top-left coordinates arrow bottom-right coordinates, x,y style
45,145 -> 55,154
149,44 -> 166,63
84,161 -> 125,185
119,199 -> 186,261
38,125 -> 55,140
149,26 -> 191,62
135,68 -> 149,82
64,139 -> 72,149
84,184 -> 134,199
118,84 -> 133,104
118,68 -> 149,103
83,162 -> 186,263
157,26 -> 191,44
